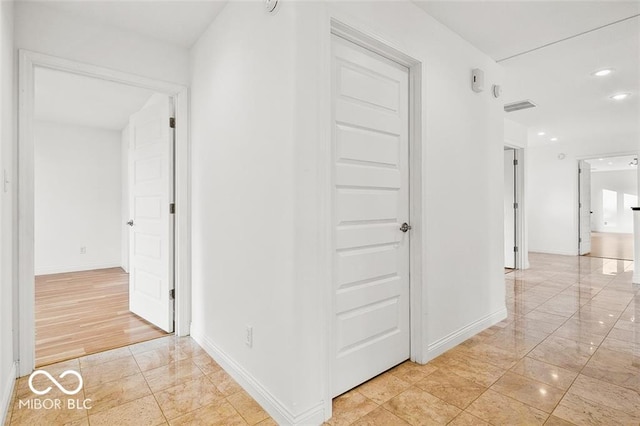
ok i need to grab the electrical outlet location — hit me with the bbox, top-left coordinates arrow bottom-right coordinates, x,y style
245,326 -> 253,348
80,246 -> 86,254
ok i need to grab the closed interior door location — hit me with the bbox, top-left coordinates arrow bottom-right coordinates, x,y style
129,97 -> 174,333
579,160 -> 592,255
331,35 -> 410,397
504,149 -> 516,268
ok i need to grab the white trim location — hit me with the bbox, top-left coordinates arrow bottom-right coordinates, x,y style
575,150 -> 639,257
17,50 -> 191,377
190,329 -> 324,426
528,248 -> 577,257
174,88 -> 191,337
324,17 -> 424,407
1,362 -> 17,425
425,308 -> 507,361
503,144 -> 528,270
34,263 -> 123,276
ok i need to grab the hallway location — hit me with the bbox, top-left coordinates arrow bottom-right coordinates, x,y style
325,253 -> 639,425
7,253 -> 639,425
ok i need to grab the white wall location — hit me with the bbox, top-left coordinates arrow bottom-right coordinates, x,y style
190,1 -> 297,420
190,1 -> 505,423
14,2 -> 189,85
505,118 -> 528,149
121,125 -> 129,272
528,138 -> 638,255
0,1 -> 16,422
34,121 -> 121,275
591,169 -> 637,233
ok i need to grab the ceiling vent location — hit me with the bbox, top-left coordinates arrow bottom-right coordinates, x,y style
504,100 -> 537,113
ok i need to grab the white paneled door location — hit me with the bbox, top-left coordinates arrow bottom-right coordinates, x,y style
579,160 -> 592,255
331,35 -> 411,397
128,97 -> 174,333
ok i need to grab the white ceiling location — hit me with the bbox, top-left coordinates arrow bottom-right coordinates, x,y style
502,14 -> 639,148
35,67 -> 158,130
586,155 -> 638,172
414,1 -> 640,61
415,1 -> 640,150
23,0 -> 228,48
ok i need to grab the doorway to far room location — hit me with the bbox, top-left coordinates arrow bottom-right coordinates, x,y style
580,155 -> 638,261
33,67 -> 174,366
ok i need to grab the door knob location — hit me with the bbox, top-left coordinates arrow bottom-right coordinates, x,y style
127,220 -> 134,227
400,222 -> 412,233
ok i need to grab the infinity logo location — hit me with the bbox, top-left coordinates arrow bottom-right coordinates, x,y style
28,370 -> 83,396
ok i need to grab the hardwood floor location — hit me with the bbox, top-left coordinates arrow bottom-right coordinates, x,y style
35,267 -> 168,367
587,232 -> 634,261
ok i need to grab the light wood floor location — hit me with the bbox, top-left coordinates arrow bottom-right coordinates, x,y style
35,267 -> 168,367
587,231 -> 634,261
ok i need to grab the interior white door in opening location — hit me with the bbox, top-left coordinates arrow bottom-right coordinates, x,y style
579,160 -> 592,255
128,97 -> 175,333
331,35 -> 410,397
504,149 -> 516,268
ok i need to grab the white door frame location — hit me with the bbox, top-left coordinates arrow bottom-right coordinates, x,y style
575,151 -> 639,256
504,144 -> 527,269
17,50 -> 191,377
322,19 -> 423,418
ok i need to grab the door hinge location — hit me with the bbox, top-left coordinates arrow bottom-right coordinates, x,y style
169,117 -> 175,129
170,289 -> 175,299
513,159 -> 518,166
579,168 -> 582,174
170,203 -> 175,214
579,202 -> 582,208
513,202 -> 519,209
514,246 -> 519,253
579,237 -> 582,243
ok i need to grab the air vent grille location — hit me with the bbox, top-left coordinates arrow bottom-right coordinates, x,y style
504,100 -> 537,113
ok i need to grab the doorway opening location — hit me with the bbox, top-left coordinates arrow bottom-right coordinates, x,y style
18,50 -> 190,377
32,67 -> 175,366
579,155 -> 638,261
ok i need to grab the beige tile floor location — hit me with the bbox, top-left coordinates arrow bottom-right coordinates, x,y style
324,253 -> 639,426
5,253 -> 640,425
5,336 -> 276,426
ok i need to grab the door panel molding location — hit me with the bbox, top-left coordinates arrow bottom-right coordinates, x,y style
17,50 -> 191,377
323,18 -> 424,416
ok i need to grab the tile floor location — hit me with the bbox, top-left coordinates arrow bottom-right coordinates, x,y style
5,336 -> 275,426
5,253 -> 640,425
326,253 -> 640,425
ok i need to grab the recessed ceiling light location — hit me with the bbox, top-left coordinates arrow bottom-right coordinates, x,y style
599,158 -> 604,161
550,137 -> 558,141
537,132 -> 546,136
593,69 -> 614,77
610,93 -> 630,101
608,162 -> 613,165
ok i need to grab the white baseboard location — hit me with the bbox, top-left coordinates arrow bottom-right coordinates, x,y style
423,308 -> 507,362
528,248 -> 577,257
191,327 -> 325,426
1,362 -> 17,426
35,262 -> 122,276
